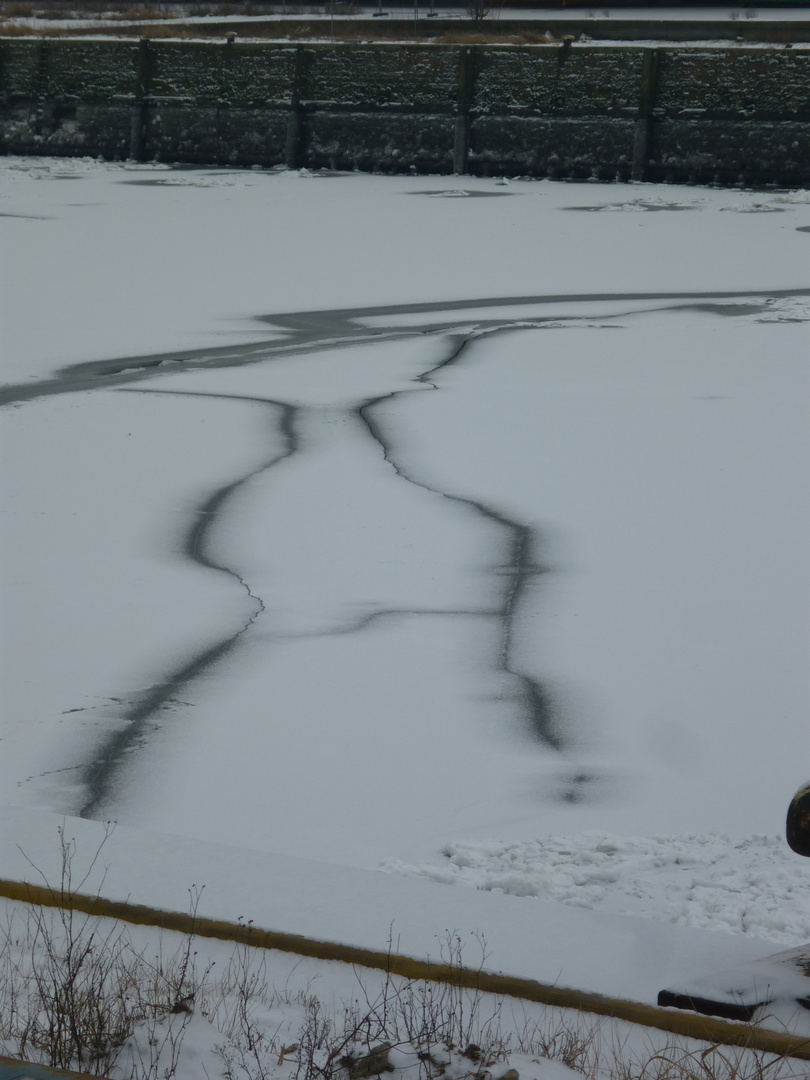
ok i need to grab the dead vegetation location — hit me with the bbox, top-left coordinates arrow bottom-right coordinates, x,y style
0,827 -> 808,1080
108,20 -> 197,33
0,0 -> 570,43
0,2 -> 36,16
0,23 -> 566,39
103,7 -> 176,19
0,825 -> 208,1077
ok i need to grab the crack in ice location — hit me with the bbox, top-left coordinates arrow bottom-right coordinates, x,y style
15,287 -> 807,814
358,331 -> 563,751
79,389 -> 299,818
3,287 -> 809,407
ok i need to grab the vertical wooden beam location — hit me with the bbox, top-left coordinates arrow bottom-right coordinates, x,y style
33,36 -> 50,137
129,37 -> 151,162
454,46 -> 473,176
631,47 -> 658,183
285,44 -> 306,169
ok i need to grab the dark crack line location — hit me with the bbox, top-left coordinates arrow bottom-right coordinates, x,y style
3,287 -> 809,408
79,388 -> 299,819
264,606 -> 502,641
358,331 -> 563,752
25,763 -> 84,781
18,287 -> 809,807
256,288 -> 810,335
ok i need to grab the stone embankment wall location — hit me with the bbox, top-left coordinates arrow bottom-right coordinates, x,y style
1,37 -> 808,185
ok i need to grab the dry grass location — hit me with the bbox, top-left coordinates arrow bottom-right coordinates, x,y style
0,6 -> 569,44
273,23 -> 561,43
0,21 -> 197,34
507,1003 -> 806,1080
607,1041 -> 801,1080
3,897 -> 808,1080
0,825 -> 209,1077
435,27 -> 555,43
211,2 -> 272,14
134,23 -> 200,36
1,829 -> 809,1080
103,7 -> 176,20
0,2 -> 36,16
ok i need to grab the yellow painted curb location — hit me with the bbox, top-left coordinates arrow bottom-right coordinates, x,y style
1,879 -> 809,1061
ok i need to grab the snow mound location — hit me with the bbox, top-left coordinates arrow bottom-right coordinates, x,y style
383,833 -> 810,945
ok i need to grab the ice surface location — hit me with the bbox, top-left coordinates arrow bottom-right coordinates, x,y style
1,160 -> 809,991
387,832 -> 810,944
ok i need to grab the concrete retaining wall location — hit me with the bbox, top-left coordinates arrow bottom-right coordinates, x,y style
1,37 -> 808,185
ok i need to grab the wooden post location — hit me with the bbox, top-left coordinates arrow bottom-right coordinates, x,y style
454,47 -> 473,176
631,47 -> 658,183
33,36 -> 50,137
129,37 -> 151,162
285,44 -> 306,169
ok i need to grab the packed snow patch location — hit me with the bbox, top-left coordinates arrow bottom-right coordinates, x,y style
384,833 -> 810,945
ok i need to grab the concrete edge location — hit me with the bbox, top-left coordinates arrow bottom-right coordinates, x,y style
1,878 -> 810,1061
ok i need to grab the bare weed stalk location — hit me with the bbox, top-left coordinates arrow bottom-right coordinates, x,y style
609,1040 -> 798,1080
0,826 -> 211,1078
283,929 -> 509,1080
1,834 -> 809,1080
213,923 -> 287,1080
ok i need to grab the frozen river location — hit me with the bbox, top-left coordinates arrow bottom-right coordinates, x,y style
1,159 -> 809,879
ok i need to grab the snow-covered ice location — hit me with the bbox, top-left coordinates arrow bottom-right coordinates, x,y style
386,832 -> 810,944
1,160 -> 810,1037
